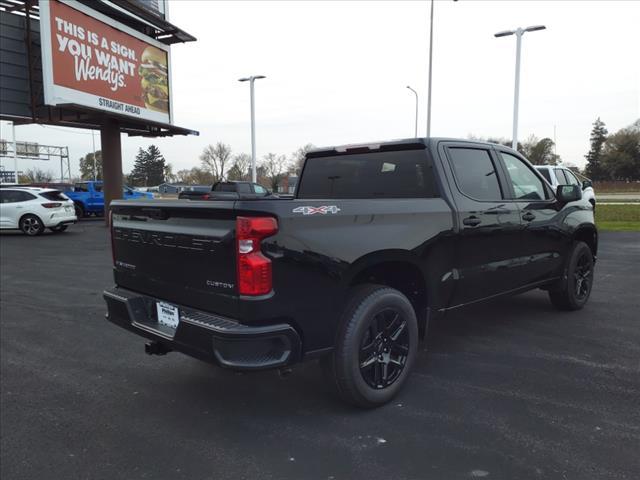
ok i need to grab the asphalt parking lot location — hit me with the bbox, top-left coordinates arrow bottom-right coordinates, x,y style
1,223 -> 639,480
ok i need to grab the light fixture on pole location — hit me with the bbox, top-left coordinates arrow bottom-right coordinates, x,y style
406,86 -> 419,138
238,75 -> 266,183
494,25 -> 546,150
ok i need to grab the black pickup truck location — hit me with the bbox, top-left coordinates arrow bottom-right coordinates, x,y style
105,138 -> 597,407
178,181 -> 272,200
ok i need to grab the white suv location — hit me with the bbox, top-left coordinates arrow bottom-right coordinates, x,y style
0,187 -> 77,235
535,166 -> 596,209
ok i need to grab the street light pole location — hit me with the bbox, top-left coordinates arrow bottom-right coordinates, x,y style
91,129 -> 97,181
406,86 -> 419,138
426,0 -> 434,138
238,75 -> 266,183
495,25 -> 546,150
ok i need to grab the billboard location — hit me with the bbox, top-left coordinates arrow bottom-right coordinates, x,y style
39,0 -> 172,124
127,0 -> 169,21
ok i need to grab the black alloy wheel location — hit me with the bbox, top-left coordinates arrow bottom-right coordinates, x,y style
323,284 -> 418,408
359,308 -> 410,389
573,251 -> 593,301
549,241 -> 594,311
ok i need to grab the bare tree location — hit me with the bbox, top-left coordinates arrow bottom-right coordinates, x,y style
19,168 -> 54,183
227,153 -> 251,181
174,167 -> 215,185
163,163 -> 176,183
261,153 -> 290,191
290,143 -> 315,174
200,142 -> 232,182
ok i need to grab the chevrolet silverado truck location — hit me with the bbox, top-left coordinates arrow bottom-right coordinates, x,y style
178,181 -> 273,200
64,181 -> 153,217
104,138 -> 597,408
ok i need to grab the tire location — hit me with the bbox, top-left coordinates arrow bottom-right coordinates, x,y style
74,203 -> 85,219
324,284 -> 419,408
549,241 -> 594,311
49,225 -> 68,233
19,214 -> 45,236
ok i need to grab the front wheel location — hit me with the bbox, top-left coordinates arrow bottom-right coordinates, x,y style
324,284 -> 418,408
19,214 -> 44,236
549,241 -> 594,311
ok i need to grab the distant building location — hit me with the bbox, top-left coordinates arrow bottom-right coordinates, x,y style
278,175 -> 298,194
157,183 -> 210,194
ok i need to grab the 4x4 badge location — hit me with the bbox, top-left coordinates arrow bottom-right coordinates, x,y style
293,206 -> 341,215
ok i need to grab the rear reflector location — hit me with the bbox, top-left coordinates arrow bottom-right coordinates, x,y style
236,216 -> 278,296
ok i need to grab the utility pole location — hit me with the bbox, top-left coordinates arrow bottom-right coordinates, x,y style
238,75 -> 266,183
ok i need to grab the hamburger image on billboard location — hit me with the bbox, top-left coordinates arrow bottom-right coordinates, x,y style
139,46 -> 169,113
39,0 -> 172,124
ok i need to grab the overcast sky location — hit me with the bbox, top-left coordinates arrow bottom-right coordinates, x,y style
1,0 -> 639,178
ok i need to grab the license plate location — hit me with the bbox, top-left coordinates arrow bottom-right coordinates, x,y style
156,302 -> 179,329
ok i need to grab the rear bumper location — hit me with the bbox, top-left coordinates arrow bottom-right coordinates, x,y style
103,287 -> 301,370
43,212 -> 77,227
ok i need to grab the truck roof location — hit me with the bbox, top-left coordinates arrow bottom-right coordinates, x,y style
307,137 -> 516,158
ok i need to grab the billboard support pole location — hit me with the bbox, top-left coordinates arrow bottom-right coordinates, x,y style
11,121 -> 18,183
101,118 -> 122,224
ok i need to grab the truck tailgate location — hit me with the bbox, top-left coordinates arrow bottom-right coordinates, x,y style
110,200 -> 239,318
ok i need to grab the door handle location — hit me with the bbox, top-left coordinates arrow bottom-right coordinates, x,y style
463,216 -> 481,227
522,212 -> 536,222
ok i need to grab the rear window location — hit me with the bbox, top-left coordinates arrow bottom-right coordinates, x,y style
297,150 -> 437,199
39,191 -> 67,201
537,168 -> 552,183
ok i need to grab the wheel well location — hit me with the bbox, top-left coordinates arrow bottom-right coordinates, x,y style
19,212 -> 42,225
574,227 -> 597,258
350,261 -> 428,336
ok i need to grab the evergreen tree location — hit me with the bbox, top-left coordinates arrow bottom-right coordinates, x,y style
129,145 -> 166,186
79,150 -> 103,180
584,118 -> 608,180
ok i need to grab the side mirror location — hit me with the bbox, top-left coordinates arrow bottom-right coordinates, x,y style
582,180 -> 593,190
556,184 -> 582,203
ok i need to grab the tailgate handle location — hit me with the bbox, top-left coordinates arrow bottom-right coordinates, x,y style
141,208 -> 169,220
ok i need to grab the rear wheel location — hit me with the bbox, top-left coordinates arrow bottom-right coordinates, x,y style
19,214 -> 44,236
74,203 -> 85,219
49,225 -> 68,233
549,241 -> 594,310
323,284 -> 418,408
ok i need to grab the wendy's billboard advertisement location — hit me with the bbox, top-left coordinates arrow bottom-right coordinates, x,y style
39,0 -> 172,124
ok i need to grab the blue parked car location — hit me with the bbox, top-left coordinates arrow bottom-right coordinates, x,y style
64,181 -> 153,218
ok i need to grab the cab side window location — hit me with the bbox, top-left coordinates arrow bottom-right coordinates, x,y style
74,183 -> 89,193
447,147 -> 503,201
253,184 -> 268,195
554,169 -> 568,185
564,170 -> 580,186
500,152 -> 549,201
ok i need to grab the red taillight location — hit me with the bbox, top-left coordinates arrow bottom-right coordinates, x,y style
236,216 -> 278,296
42,202 -> 62,208
202,194 -> 210,200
